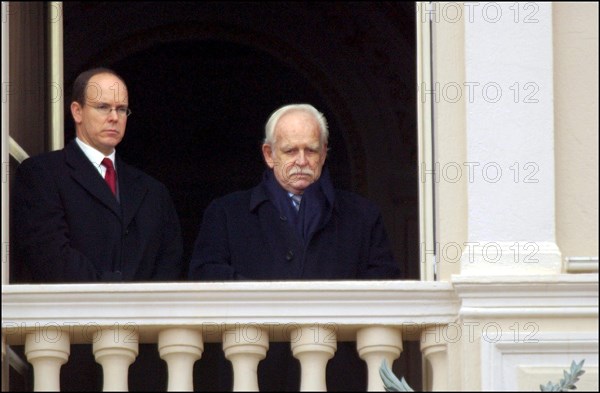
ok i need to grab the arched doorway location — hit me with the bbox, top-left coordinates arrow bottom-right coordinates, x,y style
108,39 -> 353,266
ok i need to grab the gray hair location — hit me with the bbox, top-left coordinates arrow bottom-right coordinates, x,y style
264,104 -> 329,147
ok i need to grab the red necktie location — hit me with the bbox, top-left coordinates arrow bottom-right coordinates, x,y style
101,158 -> 117,196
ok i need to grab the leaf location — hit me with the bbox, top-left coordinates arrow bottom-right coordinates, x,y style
379,359 -> 414,392
539,359 -> 586,392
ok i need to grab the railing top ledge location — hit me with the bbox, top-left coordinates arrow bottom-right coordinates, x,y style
2,280 -> 459,332
2,279 -> 454,294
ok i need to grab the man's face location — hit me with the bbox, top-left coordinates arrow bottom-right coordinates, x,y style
262,110 -> 327,194
71,73 -> 129,155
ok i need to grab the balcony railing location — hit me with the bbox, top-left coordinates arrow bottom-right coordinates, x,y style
2,280 -> 458,391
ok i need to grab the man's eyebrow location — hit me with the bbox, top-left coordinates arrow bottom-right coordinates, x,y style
94,101 -> 129,107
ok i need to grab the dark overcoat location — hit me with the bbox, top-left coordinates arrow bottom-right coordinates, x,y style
188,171 -> 400,280
11,140 -> 183,283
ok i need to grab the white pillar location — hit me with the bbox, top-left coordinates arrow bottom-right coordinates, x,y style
223,325 -> 269,391
93,326 -> 139,391
357,326 -> 403,391
421,327 -> 448,391
460,2 -> 561,275
291,325 -> 337,391
158,328 -> 204,391
24,330 -> 70,391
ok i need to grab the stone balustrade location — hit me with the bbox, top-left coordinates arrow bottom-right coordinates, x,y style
3,277 -> 596,391
1,281 -> 457,391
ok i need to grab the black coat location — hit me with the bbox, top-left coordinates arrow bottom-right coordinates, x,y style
188,170 -> 401,281
11,140 -> 183,283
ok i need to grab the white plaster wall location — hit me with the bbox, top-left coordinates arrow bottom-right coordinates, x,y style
553,3 -> 599,258
464,3 -> 556,242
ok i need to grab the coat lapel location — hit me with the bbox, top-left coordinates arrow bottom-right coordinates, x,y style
117,157 -> 148,229
251,184 -> 304,278
65,141 -> 122,219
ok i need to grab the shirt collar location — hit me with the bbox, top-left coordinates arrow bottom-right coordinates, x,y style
75,137 -> 117,169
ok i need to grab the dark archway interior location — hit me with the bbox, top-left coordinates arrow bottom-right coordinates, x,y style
108,39 -> 352,267
62,4 -> 419,283
38,2 -> 422,392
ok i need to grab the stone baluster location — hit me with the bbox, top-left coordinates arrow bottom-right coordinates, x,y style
223,324 -> 269,391
93,325 -> 139,391
158,328 -> 204,391
357,326 -> 403,391
421,326 -> 448,391
24,328 -> 70,391
291,324 -> 337,391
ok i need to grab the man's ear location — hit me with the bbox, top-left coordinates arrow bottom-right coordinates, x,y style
262,143 -> 275,168
71,102 -> 83,124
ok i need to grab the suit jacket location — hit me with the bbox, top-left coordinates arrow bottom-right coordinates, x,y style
188,169 -> 401,281
11,140 -> 183,283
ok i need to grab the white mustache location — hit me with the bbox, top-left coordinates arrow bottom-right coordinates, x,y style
288,167 -> 314,177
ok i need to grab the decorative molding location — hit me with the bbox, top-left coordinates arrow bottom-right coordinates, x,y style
481,332 -> 599,391
452,274 -> 598,318
565,257 -> 599,273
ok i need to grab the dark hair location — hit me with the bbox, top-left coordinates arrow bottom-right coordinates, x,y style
71,67 -> 127,106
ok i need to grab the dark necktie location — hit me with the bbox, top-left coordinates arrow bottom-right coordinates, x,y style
291,194 -> 302,211
101,158 -> 117,196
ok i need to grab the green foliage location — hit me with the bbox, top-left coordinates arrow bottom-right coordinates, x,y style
379,359 -> 414,392
540,360 -> 586,392
380,358 -> 586,392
